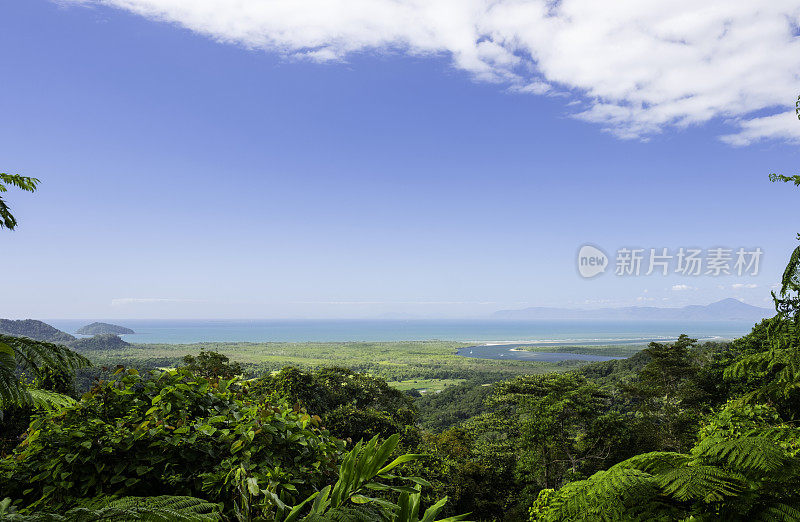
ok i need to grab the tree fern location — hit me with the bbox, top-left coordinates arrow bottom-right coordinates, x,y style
0,335 -> 89,410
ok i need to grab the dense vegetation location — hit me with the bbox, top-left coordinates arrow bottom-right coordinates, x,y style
66,340 -> 572,392
76,322 -> 135,335
68,334 -> 132,352
3,310 -> 796,520
0,319 -> 76,344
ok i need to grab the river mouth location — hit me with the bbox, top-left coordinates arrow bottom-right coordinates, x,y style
457,344 -> 627,362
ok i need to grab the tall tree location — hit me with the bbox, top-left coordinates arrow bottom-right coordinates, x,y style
623,334 -> 703,453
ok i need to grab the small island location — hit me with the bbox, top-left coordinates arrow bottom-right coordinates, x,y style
76,322 -> 135,335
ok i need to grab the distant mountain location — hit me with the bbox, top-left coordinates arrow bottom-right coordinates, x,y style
0,319 -> 76,343
77,322 -> 135,335
493,298 -> 773,322
69,334 -> 131,351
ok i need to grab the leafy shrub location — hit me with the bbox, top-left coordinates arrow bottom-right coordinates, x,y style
0,367 -> 342,519
284,434 -> 470,522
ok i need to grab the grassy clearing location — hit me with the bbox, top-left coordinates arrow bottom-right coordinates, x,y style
386,378 -> 467,393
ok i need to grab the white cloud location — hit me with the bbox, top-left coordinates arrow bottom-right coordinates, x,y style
731,283 -> 758,289
671,284 -> 694,291
111,297 -> 199,306
721,111 -> 800,146
67,0 -> 800,141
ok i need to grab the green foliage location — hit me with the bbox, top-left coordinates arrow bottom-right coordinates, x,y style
0,495 -> 222,521
415,379 -> 493,432
534,417 -> 800,520
75,322 -> 135,336
411,372 -> 636,520
285,434 -> 469,522
408,428 -> 500,519
0,367 -> 342,519
255,367 -> 418,444
622,335 -> 705,452
490,372 -> 626,488
73,340 -> 558,385
0,173 -> 39,230
0,335 -> 89,410
69,334 -> 131,352
181,350 -> 243,380
0,320 -> 76,344
724,314 -> 800,415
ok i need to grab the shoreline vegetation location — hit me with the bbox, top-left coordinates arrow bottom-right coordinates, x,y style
68,339 -> 602,394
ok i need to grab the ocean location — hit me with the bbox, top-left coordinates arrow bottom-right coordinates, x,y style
45,319 -> 757,345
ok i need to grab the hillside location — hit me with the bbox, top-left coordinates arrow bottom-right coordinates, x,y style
76,322 -> 135,335
0,319 -> 75,343
69,334 -> 131,351
494,298 -> 772,322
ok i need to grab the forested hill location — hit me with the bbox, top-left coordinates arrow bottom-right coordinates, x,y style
76,322 -> 134,335
0,319 -> 75,343
69,334 -> 131,351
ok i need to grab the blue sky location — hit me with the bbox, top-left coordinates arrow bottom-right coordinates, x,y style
1,0 -> 799,319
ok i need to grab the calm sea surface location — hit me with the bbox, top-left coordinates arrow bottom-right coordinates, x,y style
45,319 -> 756,345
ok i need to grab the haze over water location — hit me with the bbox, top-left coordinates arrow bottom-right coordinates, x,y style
47,319 -> 756,345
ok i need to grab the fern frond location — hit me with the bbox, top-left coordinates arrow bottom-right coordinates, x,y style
67,495 -> 222,521
24,389 -> 77,411
751,502 -> 800,522
0,341 -> 28,407
1,335 -> 90,379
0,335 -> 89,409
695,437 -> 787,473
543,467 -> 659,521
654,465 -> 744,502
618,451 -> 691,475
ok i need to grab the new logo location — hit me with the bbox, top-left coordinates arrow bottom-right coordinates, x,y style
577,245 -> 608,278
